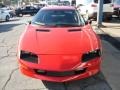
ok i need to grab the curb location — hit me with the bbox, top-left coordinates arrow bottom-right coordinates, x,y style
94,27 -> 120,51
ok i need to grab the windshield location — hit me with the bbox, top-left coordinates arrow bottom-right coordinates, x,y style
77,0 -> 92,5
77,0 -> 112,5
32,9 -> 85,27
94,0 -> 112,4
84,0 -> 93,5
58,1 -> 70,6
47,1 -> 58,5
113,0 -> 120,5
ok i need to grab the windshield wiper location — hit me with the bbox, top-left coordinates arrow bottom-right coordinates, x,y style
45,23 -> 80,27
32,22 -> 45,26
56,23 -> 80,27
32,22 -> 81,27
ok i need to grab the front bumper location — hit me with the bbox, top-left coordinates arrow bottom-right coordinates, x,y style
19,58 -> 101,82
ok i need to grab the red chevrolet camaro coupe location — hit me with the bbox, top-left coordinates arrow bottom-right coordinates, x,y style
17,6 -> 102,82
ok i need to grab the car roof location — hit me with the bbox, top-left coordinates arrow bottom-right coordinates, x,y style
41,6 -> 76,10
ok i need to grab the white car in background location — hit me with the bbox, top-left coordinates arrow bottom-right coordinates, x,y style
76,0 -> 113,20
0,8 -> 10,21
2,7 -> 15,18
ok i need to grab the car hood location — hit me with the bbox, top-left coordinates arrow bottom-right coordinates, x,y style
19,24 -> 100,55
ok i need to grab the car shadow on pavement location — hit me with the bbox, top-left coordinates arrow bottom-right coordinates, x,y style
42,72 -> 112,90
0,23 -> 21,33
105,17 -> 120,24
99,34 -> 120,50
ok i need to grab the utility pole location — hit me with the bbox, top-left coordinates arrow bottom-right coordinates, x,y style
97,0 -> 104,28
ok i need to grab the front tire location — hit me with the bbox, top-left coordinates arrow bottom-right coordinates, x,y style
5,15 -> 10,22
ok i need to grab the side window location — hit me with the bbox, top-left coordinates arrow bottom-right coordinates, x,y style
71,0 -> 76,6
30,7 -> 34,9
104,0 -> 111,4
76,10 -> 85,25
94,0 -> 98,3
26,7 -> 30,10
94,0 -> 111,4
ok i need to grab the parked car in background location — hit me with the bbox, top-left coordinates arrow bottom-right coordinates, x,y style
76,0 -> 113,20
15,6 -> 40,17
2,7 -> 15,18
113,0 -> 120,18
46,1 -> 58,6
17,6 -> 102,82
0,8 -> 10,21
0,3 -> 6,8
46,0 -> 70,6
33,3 -> 46,9
58,1 -> 71,6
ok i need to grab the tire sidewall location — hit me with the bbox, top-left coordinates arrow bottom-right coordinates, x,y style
6,15 -> 10,21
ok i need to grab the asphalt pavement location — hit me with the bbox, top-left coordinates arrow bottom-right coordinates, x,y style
0,16 -> 120,90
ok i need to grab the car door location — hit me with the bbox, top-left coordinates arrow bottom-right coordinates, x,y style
0,9 -> 6,20
0,9 -> 5,21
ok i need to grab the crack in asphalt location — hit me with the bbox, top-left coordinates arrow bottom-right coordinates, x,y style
0,50 -> 9,61
2,68 -> 18,90
0,38 -> 8,46
1,38 -> 5,43
0,45 -> 16,60
0,41 -> 8,47
0,46 -> 9,47
0,55 -> 17,61
0,56 -> 9,60
7,45 -> 16,56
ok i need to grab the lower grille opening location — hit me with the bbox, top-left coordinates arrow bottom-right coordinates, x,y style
34,68 -> 86,77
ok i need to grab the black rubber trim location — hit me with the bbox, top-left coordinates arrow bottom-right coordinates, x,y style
68,29 -> 82,32
35,68 -> 86,77
99,34 -> 120,51
36,29 -> 50,32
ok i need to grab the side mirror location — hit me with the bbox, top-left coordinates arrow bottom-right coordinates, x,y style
88,20 -> 92,24
85,20 -> 92,25
28,21 -> 31,24
79,4 -> 84,6
25,21 -> 31,25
